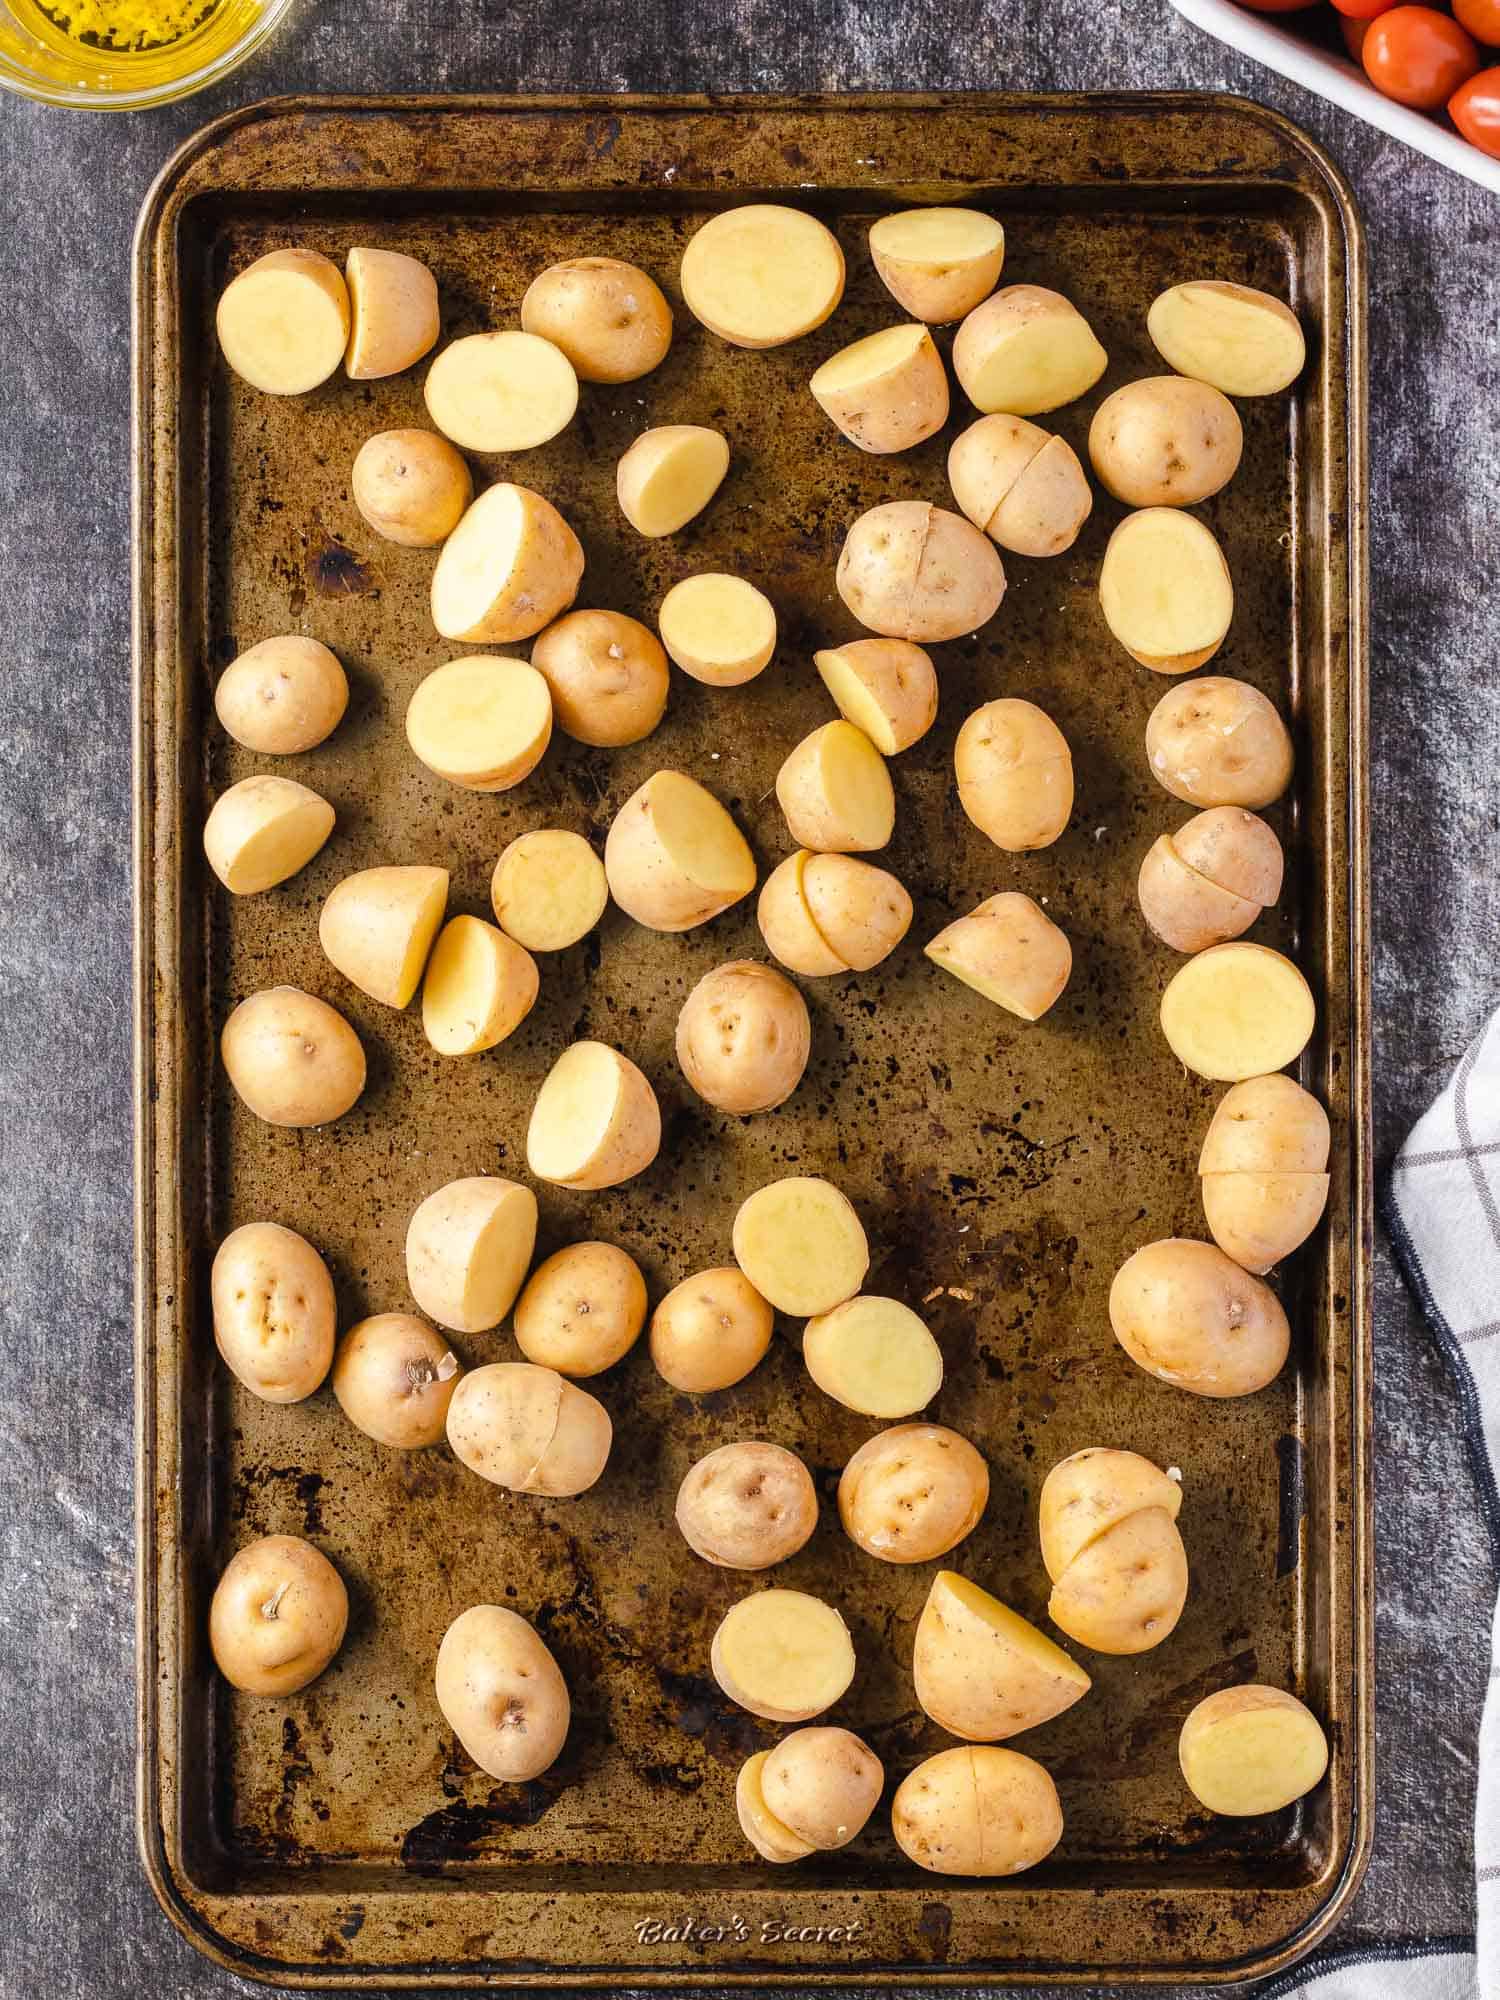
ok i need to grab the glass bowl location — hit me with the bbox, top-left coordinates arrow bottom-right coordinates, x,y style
0,0 -> 294,110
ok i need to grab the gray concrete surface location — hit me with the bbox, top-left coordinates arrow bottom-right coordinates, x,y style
0,2 -> 1495,1994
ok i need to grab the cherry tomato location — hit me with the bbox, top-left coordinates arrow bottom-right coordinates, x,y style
1330,0 -> 1399,18
1453,0 -> 1500,45
1450,65 -> 1500,153
1363,6 -> 1483,108
1341,15 -> 1372,55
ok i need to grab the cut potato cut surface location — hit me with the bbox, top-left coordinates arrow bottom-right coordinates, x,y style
491,829 -> 608,951
406,656 -> 552,792
1160,943 -> 1315,1081
430,482 -> 584,644
526,1040 -> 661,1189
605,769 -> 756,932
318,865 -> 449,1009
681,205 -> 846,348
423,330 -> 579,451
1099,509 -> 1234,674
658,574 -> 777,686
711,1589 -> 856,1721
814,638 -> 936,755
1179,1685 -> 1329,1815
405,1176 -> 538,1334
421,915 -> 538,1055
216,248 -> 350,395
1149,281 -> 1306,398
733,1176 -> 870,1318
203,776 -> 334,896
809,323 -> 949,454
869,207 -> 1005,323
617,425 -> 730,537
776,719 -> 895,853
803,1294 -> 943,1418
914,1571 -> 1090,1740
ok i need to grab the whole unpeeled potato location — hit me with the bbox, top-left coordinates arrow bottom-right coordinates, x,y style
212,1221 -> 336,1404
209,1534 -> 348,1694
435,1604 -> 570,1782
221,986 -> 366,1128
675,960 -> 811,1114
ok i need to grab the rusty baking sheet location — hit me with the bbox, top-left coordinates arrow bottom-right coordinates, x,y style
133,93 -> 1371,1988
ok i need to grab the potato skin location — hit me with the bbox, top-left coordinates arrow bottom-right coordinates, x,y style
948,416 -> 1092,558
1040,1447 -> 1188,1655
211,1221 -> 336,1404
838,1423 -> 989,1563
345,247 -> 440,380
1039,1447 -> 1182,1580
809,325 -> 949,454
675,1441 -> 818,1570
513,1241 -> 647,1377
1199,1076 -> 1330,1273
801,854 -> 913,972
521,256 -> 673,384
1088,376 -> 1242,509
351,428 -> 472,546
913,1571 -> 1090,1740
955,699 -> 1072,852
1146,677 -> 1294,811
760,1728 -> 883,1849
837,501 -> 1005,643
531,609 -> 670,748
675,960 -> 811,1114
649,1266 -> 773,1393
405,1175 -> 538,1334
331,1313 -> 462,1447
214,635 -> 348,755
813,638 -> 937,755
221,986 -> 366,1128
892,1746 -> 1063,1877
737,1751 -> 816,1862
430,483 -> 585,646
446,1361 -> 612,1497
209,1534 -> 348,1694
1109,1237 -> 1290,1397
925,891 -> 1072,1022
757,852 -> 848,978
435,1605 -> 570,1782
868,208 -> 1005,324
604,771 -> 756,933
1139,808 -> 1283,954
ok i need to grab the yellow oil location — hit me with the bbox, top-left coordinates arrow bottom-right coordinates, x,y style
1,0 -> 270,91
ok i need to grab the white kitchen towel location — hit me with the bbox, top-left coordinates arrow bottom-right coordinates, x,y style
1280,1009 -> 1500,1999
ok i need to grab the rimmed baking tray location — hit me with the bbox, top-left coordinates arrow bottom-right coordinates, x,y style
134,92 -> 1371,1988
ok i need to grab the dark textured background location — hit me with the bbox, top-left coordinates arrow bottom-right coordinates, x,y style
1,3 -> 1495,1996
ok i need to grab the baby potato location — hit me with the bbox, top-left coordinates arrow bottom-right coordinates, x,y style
658,574 -> 777,687
319,864 -> 448,1009
520,255 -> 673,383
1088,376 -> 1242,509
953,284 -> 1107,416
947,415 -> 1092,559
331,1313 -> 462,1448
531,609 -> 669,747
1199,1074 -> 1331,1273
617,425 -> 730,537
838,1423 -> 989,1564
1109,1237 -> 1290,1398
492,829 -> 608,953
676,960 -> 811,1115
892,1745 -> 1063,1878
649,1266 -> 774,1393
209,1534 -> 348,1694
604,770 -> 756,932
954,697 -> 1073,852
221,985 -> 366,1128
809,322 -> 949,454
757,852 -> 847,978
675,1441 -> 818,1570
405,1175 -> 538,1334
926,891 -> 1072,1023
1138,808 -> 1283,954
681,204 -> 845,348
446,1361 -> 612,1497
526,1040 -> 661,1190
733,1175 -> 869,1317
513,1241 -> 647,1377
814,638 -> 937,755
430,482 -> 584,645
1148,281 -> 1306,399
711,1588 -> 856,1721
737,1752 -> 816,1863
914,1571 -> 1091,1741
344,247 -> 440,380
1160,942 -> 1315,1081
211,1221 -> 336,1404
423,330 -> 578,451
421,915 -> 538,1056
406,656 -> 553,791
435,1605 -> 570,1782
803,1294 -> 943,1420
1099,509 -> 1234,674
1146,676 -> 1295,810
216,248 -> 350,396
1178,1685 -> 1329,1816
757,1728 -> 883,1851
757,851 -> 910,977
868,206 -> 1005,323
837,501 -> 1006,644
1040,1447 -> 1188,1655
203,776 -> 335,896
351,428 -> 472,547
776,719 -> 895,853
214,635 -> 348,754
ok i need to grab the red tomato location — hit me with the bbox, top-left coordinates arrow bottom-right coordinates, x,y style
1453,0 -> 1500,44
1330,0 -> 1399,18
1363,6 -> 1483,107
1450,66 -> 1500,152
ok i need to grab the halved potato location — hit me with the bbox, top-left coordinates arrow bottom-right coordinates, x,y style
837,501 -> 1006,643
1138,808 -> 1283,954
953,284 -> 1107,416
914,1571 -> 1091,1741
604,770 -> 756,932
1160,943 -> 1315,1081
1148,281 -> 1306,398
733,1175 -> 868,1317
1179,1685 -> 1329,1815
803,1294 -> 943,1419
617,425 -> 730,537
947,415 -> 1092,559
954,697 -> 1072,852
446,1362 -> 611,1497
406,656 -> 553,792
658,574 -> 777,686
809,323 -> 949,454
405,1175 -> 538,1334
345,247 -> 439,380
430,483 -> 584,644
526,1040 -> 661,1189
423,330 -> 578,450
801,853 -> 912,971
1039,1446 -> 1183,1580
319,864 -> 449,1008
814,638 -> 937,755
681,205 -> 845,348
204,776 -> 334,896
1048,1504 -> 1190,1653
1199,1073 -> 1330,1273
868,207 -> 1005,323
491,829 -> 608,952
711,1589 -> 856,1721
926,891 -> 1071,1022
216,247 -> 349,395
1146,677 -> 1294,811
776,719 -> 895,853
756,851 -> 847,978
893,1745 -> 1063,1877
737,1751 -> 817,1863
1099,510 -> 1234,674
421,915 -> 538,1055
